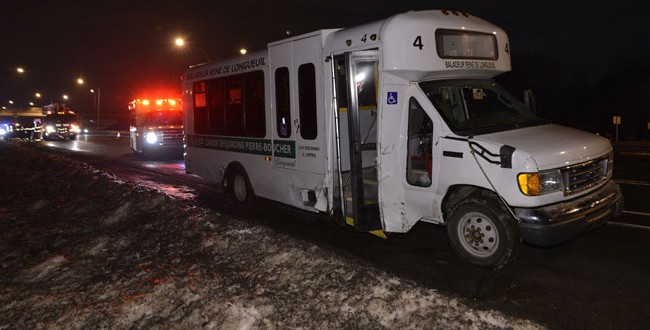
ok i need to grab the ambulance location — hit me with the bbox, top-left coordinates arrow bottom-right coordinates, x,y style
129,97 -> 183,156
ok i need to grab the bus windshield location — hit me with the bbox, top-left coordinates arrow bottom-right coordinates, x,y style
419,79 -> 546,136
144,111 -> 183,126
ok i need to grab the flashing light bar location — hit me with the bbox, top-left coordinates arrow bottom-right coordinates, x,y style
134,98 -> 180,106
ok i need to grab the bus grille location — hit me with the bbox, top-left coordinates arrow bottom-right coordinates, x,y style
561,155 -> 609,196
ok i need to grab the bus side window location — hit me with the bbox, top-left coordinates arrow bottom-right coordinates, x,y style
193,81 -> 209,134
245,71 -> 266,137
275,67 -> 291,138
208,77 -> 225,135
225,76 -> 243,136
406,97 -> 433,187
298,63 -> 317,140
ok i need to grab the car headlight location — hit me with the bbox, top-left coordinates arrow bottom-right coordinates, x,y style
45,125 -> 56,133
518,169 -> 564,196
145,131 -> 159,144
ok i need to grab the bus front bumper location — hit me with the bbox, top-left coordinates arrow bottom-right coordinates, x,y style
513,181 -> 623,247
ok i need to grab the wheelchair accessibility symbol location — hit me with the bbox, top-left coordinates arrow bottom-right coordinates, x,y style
387,91 -> 398,105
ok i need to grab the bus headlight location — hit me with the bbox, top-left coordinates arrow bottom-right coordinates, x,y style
517,169 -> 564,196
145,131 -> 159,144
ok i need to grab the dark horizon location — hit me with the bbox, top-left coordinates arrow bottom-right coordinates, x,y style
1,1 -> 649,136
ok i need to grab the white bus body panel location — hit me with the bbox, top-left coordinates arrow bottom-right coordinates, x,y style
182,10 -> 619,242
184,34 -> 337,213
323,11 -> 512,232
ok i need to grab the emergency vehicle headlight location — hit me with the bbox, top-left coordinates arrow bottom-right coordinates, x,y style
145,131 -> 159,144
70,124 -> 81,133
517,169 -> 563,196
0,128 -> 6,135
45,125 -> 56,133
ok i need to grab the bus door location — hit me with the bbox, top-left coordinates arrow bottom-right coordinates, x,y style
270,41 -> 297,171
332,51 -> 382,231
270,36 -> 325,176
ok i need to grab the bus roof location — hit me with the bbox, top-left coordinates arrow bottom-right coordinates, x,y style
325,10 -> 511,81
183,10 -> 510,82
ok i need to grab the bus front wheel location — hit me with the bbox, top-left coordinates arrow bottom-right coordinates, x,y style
446,195 -> 519,269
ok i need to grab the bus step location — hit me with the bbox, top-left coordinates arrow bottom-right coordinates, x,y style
344,203 -> 382,231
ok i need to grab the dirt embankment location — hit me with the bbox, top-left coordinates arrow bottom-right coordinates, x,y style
0,142 -> 542,329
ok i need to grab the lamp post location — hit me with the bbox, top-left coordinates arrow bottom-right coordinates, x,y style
76,77 -> 101,130
91,88 -> 100,130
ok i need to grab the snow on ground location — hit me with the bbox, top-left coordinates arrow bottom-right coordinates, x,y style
0,142 -> 544,329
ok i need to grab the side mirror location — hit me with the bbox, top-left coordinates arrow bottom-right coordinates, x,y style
524,89 -> 536,115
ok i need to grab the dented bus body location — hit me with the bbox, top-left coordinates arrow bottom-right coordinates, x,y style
182,10 -> 623,268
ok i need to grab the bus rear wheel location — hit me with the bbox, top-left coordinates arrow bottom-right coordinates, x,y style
446,195 -> 519,269
228,170 -> 254,203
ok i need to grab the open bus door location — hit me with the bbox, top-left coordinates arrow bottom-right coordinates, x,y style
332,51 -> 383,232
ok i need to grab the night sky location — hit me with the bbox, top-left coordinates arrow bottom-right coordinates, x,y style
1,0 -> 649,132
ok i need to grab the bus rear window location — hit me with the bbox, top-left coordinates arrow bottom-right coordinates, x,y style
435,29 -> 498,60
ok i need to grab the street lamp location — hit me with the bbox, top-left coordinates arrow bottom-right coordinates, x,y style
76,77 -> 101,130
16,67 -> 25,74
174,36 -> 210,62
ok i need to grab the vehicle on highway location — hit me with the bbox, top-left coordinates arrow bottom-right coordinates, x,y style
181,9 -> 623,268
1,121 -> 29,141
42,106 -> 81,141
128,97 -> 183,156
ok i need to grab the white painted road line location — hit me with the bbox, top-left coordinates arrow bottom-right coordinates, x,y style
608,221 -> 650,230
622,210 -> 650,217
615,179 -> 650,186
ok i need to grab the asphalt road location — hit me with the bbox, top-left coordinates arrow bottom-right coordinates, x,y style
20,134 -> 650,329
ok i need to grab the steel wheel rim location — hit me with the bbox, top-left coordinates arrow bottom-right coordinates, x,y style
457,211 -> 498,257
233,175 -> 247,202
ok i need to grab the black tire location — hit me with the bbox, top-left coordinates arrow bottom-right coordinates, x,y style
446,195 -> 520,269
228,170 -> 254,203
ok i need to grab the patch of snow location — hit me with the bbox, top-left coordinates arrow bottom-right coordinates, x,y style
0,143 -> 545,329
